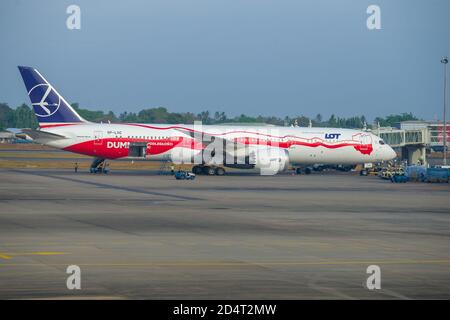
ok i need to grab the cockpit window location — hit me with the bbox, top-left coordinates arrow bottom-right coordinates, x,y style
379,140 -> 385,145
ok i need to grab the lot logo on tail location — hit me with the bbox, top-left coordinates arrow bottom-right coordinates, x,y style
28,84 -> 61,117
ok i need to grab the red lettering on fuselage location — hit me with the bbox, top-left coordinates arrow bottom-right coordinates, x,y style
106,141 -> 130,149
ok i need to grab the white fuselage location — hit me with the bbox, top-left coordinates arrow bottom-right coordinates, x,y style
38,122 -> 397,166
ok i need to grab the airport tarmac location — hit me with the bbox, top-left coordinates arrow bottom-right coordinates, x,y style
0,168 -> 449,299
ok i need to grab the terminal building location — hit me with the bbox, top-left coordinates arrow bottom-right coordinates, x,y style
0,131 -> 16,144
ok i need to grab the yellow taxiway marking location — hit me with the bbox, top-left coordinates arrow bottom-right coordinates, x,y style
13,252 -> 67,256
1,259 -> 450,267
0,253 -> 12,260
0,252 -> 68,260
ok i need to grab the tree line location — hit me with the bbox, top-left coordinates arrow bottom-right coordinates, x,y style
0,102 -> 418,131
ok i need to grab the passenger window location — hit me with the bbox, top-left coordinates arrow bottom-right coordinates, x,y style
379,140 -> 385,145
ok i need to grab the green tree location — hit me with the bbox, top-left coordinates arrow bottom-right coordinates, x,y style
119,111 -> 139,122
327,114 -> 337,127
295,115 -> 310,127
0,103 -> 14,130
198,111 -> 212,124
71,103 -> 108,122
315,113 -> 323,123
137,107 -> 171,123
13,104 -> 38,128
213,111 -> 227,123
374,112 -> 419,127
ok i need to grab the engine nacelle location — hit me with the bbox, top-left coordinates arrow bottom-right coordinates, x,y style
252,148 -> 290,175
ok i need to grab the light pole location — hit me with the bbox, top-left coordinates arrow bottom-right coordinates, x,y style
441,56 -> 448,166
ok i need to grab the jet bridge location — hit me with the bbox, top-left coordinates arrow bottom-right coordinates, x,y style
372,127 -> 429,165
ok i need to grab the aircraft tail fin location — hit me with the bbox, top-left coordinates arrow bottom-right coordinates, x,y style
17,66 -> 87,128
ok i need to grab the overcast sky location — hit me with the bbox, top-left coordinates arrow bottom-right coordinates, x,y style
1,0 -> 449,121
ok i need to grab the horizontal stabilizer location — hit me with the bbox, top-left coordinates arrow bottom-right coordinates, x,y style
22,129 -> 67,141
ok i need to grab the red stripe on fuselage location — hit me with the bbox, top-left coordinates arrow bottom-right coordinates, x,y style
63,136 -> 204,159
233,137 -> 373,155
123,123 -> 373,155
63,136 -> 373,159
39,123 -> 79,128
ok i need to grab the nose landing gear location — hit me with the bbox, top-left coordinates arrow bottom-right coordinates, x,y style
90,157 -> 109,174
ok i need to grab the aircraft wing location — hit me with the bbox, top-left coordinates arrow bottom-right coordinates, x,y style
174,128 -> 248,150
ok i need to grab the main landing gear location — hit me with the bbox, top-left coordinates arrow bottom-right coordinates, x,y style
294,167 -> 312,175
192,165 -> 226,176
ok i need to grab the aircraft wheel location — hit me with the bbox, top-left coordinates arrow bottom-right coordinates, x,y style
192,165 -> 202,175
215,167 -> 225,176
203,166 -> 216,175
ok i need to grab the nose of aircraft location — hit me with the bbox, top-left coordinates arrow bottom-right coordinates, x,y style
384,146 -> 397,161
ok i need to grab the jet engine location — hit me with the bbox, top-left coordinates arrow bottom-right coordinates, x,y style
251,148 -> 290,175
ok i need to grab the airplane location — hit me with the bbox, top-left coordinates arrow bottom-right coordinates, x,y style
18,66 -> 396,175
